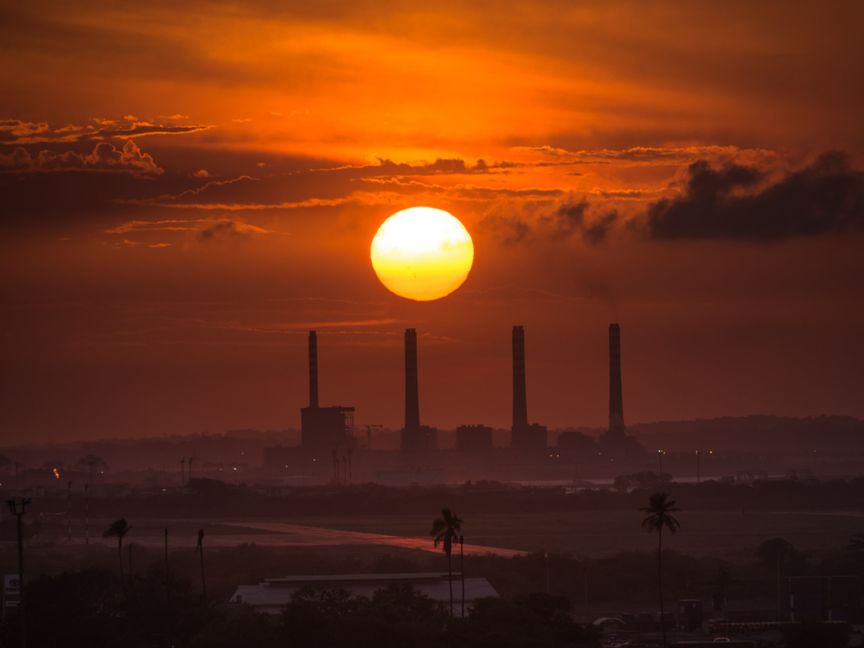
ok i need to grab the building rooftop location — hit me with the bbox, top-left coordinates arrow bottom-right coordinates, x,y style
231,572 -> 499,614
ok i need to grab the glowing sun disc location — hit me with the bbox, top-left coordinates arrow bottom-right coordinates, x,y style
370,207 -> 474,301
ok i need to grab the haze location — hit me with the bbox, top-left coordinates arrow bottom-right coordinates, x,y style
2,0 -> 863,443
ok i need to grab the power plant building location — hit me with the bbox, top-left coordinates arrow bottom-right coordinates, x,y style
456,425 -> 494,452
300,330 -> 355,451
510,325 -> 548,452
599,323 -> 643,458
401,328 -> 436,452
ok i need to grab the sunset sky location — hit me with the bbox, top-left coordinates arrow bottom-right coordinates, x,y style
2,1 -> 863,442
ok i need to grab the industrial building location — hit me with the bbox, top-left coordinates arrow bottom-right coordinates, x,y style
301,330 -> 355,452
509,325 -> 548,452
597,323 -> 643,459
231,572 -> 498,617
263,322 -> 645,483
400,328 -> 437,452
455,425 -> 494,452
263,330 -> 355,480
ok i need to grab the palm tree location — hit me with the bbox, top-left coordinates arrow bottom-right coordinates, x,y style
430,508 -> 463,617
103,518 -> 131,579
196,528 -> 206,600
459,533 -> 466,617
641,492 -> 680,648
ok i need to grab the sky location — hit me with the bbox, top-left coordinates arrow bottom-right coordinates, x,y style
1,1 -> 863,442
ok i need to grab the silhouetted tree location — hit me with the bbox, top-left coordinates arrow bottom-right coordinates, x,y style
430,508 -> 462,617
103,518 -> 131,578
755,537 -> 805,572
641,492 -> 680,648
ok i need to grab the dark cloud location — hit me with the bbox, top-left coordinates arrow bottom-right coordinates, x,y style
482,198 -> 618,246
128,158 -> 503,210
643,152 -> 864,241
196,219 -> 274,242
515,144 -> 761,164
0,117 -> 210,145
0,140 -> 162,174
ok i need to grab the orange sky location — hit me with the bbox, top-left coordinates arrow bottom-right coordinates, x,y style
1,1 -> 863,441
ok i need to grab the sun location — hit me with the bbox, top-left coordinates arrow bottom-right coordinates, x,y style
370,207 -> 474,301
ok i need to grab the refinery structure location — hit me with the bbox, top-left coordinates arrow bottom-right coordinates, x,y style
264,323 -> 646,484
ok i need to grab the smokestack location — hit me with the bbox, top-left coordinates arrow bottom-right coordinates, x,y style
609,323 -> 625,435
512,325 -> 528,431
404,328 -> 420,431
308,330 -> 319,409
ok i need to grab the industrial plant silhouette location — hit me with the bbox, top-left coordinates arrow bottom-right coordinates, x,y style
266,323 -> 646,483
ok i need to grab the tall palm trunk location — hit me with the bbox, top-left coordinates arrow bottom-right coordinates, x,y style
658,526 -> 666,648
447,551 -> 453,617
460,536 -> 465,617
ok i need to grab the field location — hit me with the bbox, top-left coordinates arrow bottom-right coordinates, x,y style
289,509 -> 863,561
55,508 -> 864,564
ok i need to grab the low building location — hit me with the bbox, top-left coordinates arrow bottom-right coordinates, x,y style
511,423 -> 548,452
456,425 -> 494,452
231,572 -> 498,616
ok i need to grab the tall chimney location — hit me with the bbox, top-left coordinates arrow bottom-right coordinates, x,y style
512,325 -> 528,431
404,328 -> 420,431
609,323 -> 625,435
308,330 -> 319,409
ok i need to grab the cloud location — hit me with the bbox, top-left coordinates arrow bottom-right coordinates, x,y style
482,198 -> 618,246
514,144 -> 777,166
0,140 -> 162,175
106,217 -> 276,243
641,152 -> 864,241
120,239 -> 172,249
0,116 -> 210,145
124,157 -> 560,211
196,219 -> 275,242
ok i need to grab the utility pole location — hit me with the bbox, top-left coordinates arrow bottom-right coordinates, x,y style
164,528 -> 170,583
696,450 -> 701,484
66,481 -> 72,544
84,483 -> 90,545
544,551 -> 550,594
7,498 -> 30,648
196,529 -> 206,601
